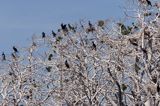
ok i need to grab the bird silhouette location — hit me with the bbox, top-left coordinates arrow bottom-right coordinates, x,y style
92,41 -> 96,50
132,23 -> 138,30
146,0 -> 152,6
131,91 -> 136,98
32,42 -> 36,47
52,30 -> 56,37
61,23 -> 68,35
11,53 -> 16,59
68,24 -> 72,30
129,39 -> 138,46
88,21 -> 93,28
98,20 -> 105,28
65,60 -> 70,68
141,47 -> 148,60
46,66 -> 52,72
48,54 -> 53,61
61,23 -> 66,29
157,84 -> 160,93
151,76 -> 157,83
61,24 -> 67,30
154,2 -> 160,10
68,24 -> 76,32
13,46 -> 18,53
117,23 -> 131,35
156,13 -> 160,18
144,27 -> 150,38
86,21 -> 95,33
76,54 -> 80,60
2,52 -> 6,60
121,84 -> 127,91
139,0 -> 152,6
42,32 -> 45,38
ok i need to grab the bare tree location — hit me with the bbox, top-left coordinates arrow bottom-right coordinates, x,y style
0,0 -> 160,105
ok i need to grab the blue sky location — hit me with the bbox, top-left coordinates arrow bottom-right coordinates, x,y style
0,0 -> 124,52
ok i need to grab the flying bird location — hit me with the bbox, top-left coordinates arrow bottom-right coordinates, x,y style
42,32 -> 45,38
65,60 -> 70,68
2,52 -> 6,60
13,46 -> 18,53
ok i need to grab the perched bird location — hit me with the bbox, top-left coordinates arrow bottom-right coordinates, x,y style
157,83 -> 160,93
132,22 -> 138,30
135,56 -> 139,63
156,13 -> 160,18
48,54 -> 53,61
88,21 -> 93,28
9,71 -> 13,76
129,38 -> 138,46
76,54 -> 80,60
32,42 -> 37,47
144,12 -> 152,16
154,2 -> 160,10
92,41 -> 96,50
135,63 -> 141,74
56,36 -> 63,43
2,52 -> 6,60
131,91 -> 136,98
52,30 -> 56,37
65,60 -> 70,68
46,66 -> 52,72
61,23 -> 68,35
57,29 -> 61,32
68,24 -> 73,30
11,53 -> 16,59
146,0 -> 152,6
141,47 -> 147,53
61,24 -> 68,31
61,23 -> 66,29
139,0 -> 152,6
144,27 -> 151,38
42,32 -> 45,38
68,24 -> 76,32
151,75 -> 157,83
140,47 -> 148,60
117,23 -> 128,35
121,84 -> 127,91
13,46 -> 18,53
86,21 -> 95,33
98,20 -> 105,28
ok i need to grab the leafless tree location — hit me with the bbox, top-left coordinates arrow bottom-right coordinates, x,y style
0,0 -> 160,105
